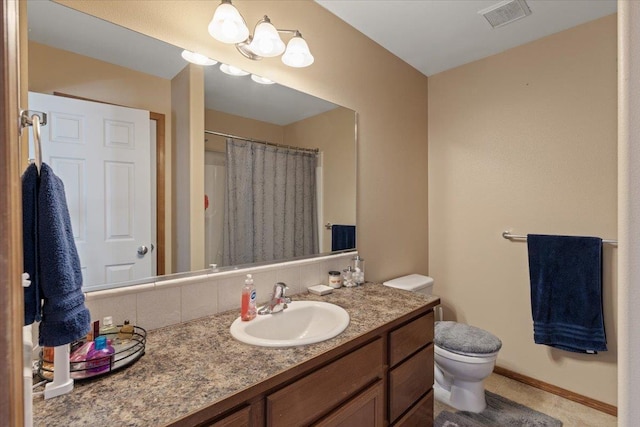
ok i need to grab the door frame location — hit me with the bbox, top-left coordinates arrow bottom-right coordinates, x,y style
1,0 -> 25,425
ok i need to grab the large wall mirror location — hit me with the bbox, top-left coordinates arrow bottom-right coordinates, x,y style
26,1 -> 357,292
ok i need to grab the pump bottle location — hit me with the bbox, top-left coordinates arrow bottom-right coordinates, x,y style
241,274 -> 257,321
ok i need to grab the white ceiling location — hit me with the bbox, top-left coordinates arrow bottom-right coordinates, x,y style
315,0 -> 617,76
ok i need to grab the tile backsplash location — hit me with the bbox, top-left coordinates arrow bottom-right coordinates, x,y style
85,252 -> 357,331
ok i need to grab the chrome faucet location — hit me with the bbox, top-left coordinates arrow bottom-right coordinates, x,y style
258,282 -> 291,315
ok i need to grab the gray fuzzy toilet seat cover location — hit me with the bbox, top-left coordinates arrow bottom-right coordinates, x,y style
435,321 -> 502,355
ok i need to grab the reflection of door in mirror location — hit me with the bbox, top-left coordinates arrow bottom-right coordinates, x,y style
28,92 -> 155,291
204,151 -> 225,267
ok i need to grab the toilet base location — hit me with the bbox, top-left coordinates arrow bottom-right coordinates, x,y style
433,374 -> 487,413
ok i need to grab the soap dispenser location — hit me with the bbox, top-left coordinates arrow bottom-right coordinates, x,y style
241,274 -> 257,321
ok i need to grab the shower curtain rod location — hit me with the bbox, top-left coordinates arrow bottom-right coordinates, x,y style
204,130 -> 319,154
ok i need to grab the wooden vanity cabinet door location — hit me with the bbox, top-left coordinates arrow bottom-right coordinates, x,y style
394,390 -> 434,427
313,381 -> 384,427
267,339 -> 384,427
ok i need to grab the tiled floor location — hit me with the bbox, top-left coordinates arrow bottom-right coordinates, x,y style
434,373 -> 617,427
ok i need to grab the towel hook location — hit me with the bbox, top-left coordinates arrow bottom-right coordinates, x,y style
32,115 -> 42,173
19,109 -> 47,174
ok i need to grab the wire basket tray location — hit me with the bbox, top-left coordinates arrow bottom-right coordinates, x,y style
38,325 -> 146,381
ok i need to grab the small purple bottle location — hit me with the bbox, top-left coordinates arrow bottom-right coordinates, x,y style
86,335 -> 115,374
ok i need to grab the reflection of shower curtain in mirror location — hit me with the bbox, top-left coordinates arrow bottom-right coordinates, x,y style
223,138 -> 319,266
205,151 -> 226,267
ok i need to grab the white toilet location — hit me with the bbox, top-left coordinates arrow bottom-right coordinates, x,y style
383,274 -> 502,413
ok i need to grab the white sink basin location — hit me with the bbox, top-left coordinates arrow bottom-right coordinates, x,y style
230,301 -> 350,347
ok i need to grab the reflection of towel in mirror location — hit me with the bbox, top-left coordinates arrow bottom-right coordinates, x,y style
37,163 -> 90,347
527,234 -> 606,354
22,163 -> 40,325
331,225 -> 356,251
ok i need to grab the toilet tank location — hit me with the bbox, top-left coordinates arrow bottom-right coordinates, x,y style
383,274 -> 434,296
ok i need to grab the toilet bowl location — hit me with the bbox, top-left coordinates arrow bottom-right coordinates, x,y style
433,321 -> 501,412
383,274 -> 502,413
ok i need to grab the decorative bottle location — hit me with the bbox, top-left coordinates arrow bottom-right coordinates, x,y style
117,320 -> 134,343
99,316 -> 118,335
241,274 -> 257,321
86,335 -> 115,374
353,255 -> 365,286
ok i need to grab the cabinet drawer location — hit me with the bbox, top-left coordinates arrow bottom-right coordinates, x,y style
393,390 -> 433,427
389,311 -> 434,367
267,338 -> 384,427
389,344 -> 434,423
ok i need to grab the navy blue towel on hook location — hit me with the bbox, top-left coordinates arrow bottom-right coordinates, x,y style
527,234 -> 606,354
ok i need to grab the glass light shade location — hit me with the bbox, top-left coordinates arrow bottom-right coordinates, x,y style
208,2 -> 249,44
220,63 -> 250,76
181,50 -> 218,66
281,36 -> 314,68
251,74 -> 275,85
247,21 -> 285,57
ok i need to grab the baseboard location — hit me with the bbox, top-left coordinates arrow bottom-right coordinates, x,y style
493,366 -> 617,417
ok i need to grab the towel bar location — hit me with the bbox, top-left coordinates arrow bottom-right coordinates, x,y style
502,231 -> 617,245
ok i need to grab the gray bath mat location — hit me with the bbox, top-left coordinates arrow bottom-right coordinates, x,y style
435,411 -> 485,427
435,391 -> 563,427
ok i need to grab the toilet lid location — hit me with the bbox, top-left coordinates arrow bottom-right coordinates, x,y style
435,321 -> 502,356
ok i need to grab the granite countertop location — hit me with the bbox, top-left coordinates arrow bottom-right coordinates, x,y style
33,283 -> 439,426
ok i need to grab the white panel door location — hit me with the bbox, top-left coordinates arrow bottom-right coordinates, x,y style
28,92 -> 152,291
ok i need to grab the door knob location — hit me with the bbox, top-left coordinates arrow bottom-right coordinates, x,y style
137,245 -> 149,256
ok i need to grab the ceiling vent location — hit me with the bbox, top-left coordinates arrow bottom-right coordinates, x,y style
478,0 -> 532,29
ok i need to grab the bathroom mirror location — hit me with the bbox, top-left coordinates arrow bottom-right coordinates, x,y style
27,1 -> 356,292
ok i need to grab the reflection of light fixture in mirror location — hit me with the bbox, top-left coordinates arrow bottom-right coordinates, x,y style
181,50 -> 218,66
209,0 -> 314,67
220,63 -> 250,76
251,74 -> 275,85
208,0 -> 249,44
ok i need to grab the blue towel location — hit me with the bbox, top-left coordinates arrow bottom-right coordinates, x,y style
331,225 -> 356,251
37,163 -> 90,347
527,234 -> 606,354
22,163 -> 40,325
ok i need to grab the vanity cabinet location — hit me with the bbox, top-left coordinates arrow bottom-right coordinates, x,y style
187,308 -> 436,427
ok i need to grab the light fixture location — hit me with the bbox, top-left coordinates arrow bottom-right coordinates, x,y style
181,50 -> 218,66
208,0 -> 314,67
251,74 -> 275,85
247,16 -> 285,58
281,31 -> 314,68
208,0 -> 249,44
220,63 -> 250,76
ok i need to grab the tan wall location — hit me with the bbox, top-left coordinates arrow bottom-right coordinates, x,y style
204,108 -> 284,152
172,64 -> 205,272
56,0 -> 430,283
428,15 -> 617,405
284,107 -> 356,252
28,40 -> 174,273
